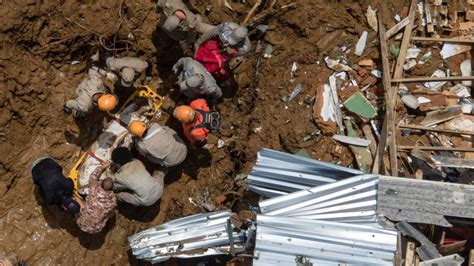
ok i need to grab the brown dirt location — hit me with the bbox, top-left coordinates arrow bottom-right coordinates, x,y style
0,0 -> 412,264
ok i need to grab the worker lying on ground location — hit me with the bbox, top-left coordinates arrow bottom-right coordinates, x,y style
77,119 -> 131,195
31,157 -> 81,215
195,22 -> 251,57
110,147 -> 164,206
128,120 -> 188,167
172,57 -> 222,103
64,68 -> 118,117
76,164 -> 117,234
156,0 -> 211,47
169,99 -> 222,148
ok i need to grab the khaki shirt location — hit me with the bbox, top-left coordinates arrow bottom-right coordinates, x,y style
65,68 -> 106,114
113,160 -> 162,206
136,123 -> 187,167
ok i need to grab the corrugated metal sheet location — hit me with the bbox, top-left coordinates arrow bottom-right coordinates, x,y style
253,215 -> 398,266
247,148 -> 364,198
378,176 -> 474,227
259,174 -> 380,225
128,210 -> 246,263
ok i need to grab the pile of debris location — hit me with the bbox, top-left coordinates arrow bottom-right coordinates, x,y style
312,0 -> 473,180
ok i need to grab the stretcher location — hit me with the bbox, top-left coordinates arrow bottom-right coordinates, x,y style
68,85 -> 163,198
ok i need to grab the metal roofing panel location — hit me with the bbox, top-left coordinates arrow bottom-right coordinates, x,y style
247,149 -> 363,197
257,175 -> 380,225
129,211 -> 245,263
253,215 -> 397,266
377,175 -> 474,227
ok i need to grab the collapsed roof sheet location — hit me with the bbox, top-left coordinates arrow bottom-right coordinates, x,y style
253,215 -> 398,266
247,148 -> 363,198
128,211 -> 245,263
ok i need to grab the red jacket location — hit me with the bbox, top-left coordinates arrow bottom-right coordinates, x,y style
194,40 -> 230,80
183,99 -> 210,147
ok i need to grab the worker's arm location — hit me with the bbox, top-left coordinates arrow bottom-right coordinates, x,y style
88,164 -> 108,184
145,60 -> 153,82
172,57 -> 192,73
195,25 -> 220,47
237,37 -> 252,56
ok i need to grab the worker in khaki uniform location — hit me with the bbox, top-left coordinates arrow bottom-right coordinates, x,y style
64,68 -> 118,117
195,21 -> 251,57
111,147 -> 164,206
105,57 -> 153,88
156,0 -> 211,45
128,121 -> 188,167
172,57 -> 222,103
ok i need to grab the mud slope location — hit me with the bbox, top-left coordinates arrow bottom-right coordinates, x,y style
0,0 -> 405,264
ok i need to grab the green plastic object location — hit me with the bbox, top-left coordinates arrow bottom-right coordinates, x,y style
389,43 -> 400,58
343,92 -> 376,119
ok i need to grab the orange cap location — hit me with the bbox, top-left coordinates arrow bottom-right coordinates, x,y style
97,94 -> 118,111
128,121 -> 147,138
173,105 -> 195,123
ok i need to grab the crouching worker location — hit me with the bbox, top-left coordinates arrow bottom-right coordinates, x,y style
172,57 -> 222,103
31,157 -> 80,215
110,147 -> 164,206
128,121 -> 188,167
64,68 -> 118,117
171,99 -> 222,148
76,164 -> 117,234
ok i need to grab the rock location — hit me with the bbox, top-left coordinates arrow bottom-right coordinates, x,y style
467,10 -> 474,21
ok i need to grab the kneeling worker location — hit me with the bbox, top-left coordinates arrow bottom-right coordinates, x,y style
128,121 -> 188,167
171,99 -> 222,148
31,157 -> 80,215
75,164 -> 117,234
64,68 -> 118,117
110,147 -> 164,206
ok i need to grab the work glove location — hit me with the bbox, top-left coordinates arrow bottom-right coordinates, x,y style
172,64 -> 180,74
63,104 -> 71,114
106,72 -> 118,83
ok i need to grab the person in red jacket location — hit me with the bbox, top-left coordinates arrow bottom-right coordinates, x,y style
171,99 -> 222,147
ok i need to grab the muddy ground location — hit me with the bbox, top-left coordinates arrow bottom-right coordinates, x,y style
0,0 -> 416,264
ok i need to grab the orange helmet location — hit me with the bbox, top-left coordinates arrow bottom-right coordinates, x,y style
128,121 -> 147,138
97,94 -> 118,111
173,105 -> 195,123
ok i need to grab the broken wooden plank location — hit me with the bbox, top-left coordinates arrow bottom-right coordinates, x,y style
397,146 -> 474,152
379,18 -> 399,176
411,37 -> 474,44
425,2 -> 434,33
406,241 -> 416,266
392,76 -> 474,83
393,0 -> 417,79
469,249 -> 474,266
386,17 -> 410,39
398,124 -> 474,135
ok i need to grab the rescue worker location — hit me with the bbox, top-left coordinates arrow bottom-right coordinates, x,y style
105,57 -> 153,88
172,57 -> 222,103
172,99 -> 222,147
128,121 -> 188,167
75,164 -> 117,234
64,68 -> 118,117
195,22 -> 251,57
31,157 -> 81,215
111,147 -> 164,206
156,0 -> 211,46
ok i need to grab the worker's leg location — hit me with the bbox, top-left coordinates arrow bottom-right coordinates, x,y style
116,191 -> 144,206
152,168 -> 166,200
